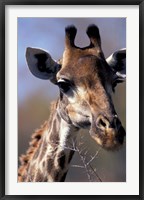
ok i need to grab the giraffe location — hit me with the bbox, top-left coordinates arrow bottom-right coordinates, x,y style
18,24 -> 126,182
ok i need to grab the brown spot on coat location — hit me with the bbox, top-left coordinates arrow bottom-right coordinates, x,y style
35,169 -> 44,182
47,158 -> 54,173
57,151 -> 66,170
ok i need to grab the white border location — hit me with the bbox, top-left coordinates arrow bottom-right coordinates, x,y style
5,5 -> 139,195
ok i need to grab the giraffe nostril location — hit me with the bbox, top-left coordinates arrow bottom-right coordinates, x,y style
96,115 -> 110,130
96,115 -> 124,133
99,119 -> 107,128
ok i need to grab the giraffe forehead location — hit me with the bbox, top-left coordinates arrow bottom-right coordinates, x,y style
58,53 -> 101,81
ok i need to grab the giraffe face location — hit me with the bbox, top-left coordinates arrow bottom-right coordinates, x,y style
26,25 -> 126,150
57,49 -> 125,150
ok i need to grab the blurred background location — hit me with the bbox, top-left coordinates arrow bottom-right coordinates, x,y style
18,18 -> 126,182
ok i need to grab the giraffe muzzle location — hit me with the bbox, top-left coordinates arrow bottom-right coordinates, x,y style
96,115 -> 122,131
90,114 -> 126,150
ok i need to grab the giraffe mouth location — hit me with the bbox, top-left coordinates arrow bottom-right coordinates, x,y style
72,115 -> 91,129
67,108 -> 126,150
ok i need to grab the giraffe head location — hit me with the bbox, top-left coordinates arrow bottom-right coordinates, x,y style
26,25 -> 126,150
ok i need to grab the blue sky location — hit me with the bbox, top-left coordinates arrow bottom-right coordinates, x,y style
18,18 -> 126,103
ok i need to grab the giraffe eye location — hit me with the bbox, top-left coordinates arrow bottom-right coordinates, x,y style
57,79 -> 71,93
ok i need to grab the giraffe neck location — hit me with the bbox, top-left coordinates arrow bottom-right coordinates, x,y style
25,103 -> 78,182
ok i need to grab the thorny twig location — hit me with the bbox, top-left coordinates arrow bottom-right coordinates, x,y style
78,148 -> 92,181
71,165 -> 85,168
67,137 -> 102,182
89,164 -> 102,182
86,149 -> 100,166
30,137 -> 103,182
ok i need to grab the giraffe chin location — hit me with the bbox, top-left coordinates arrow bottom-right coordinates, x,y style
89,126 -> 126,151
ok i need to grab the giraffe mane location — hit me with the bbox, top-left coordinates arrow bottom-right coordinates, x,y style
18,102 -> 58,182
18,121 -> 48,181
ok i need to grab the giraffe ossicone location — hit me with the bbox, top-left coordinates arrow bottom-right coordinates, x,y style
18,24 -> 126,182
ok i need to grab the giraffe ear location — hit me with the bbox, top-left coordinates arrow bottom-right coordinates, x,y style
106,48 -> 126,83
26,47 -> 61,83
